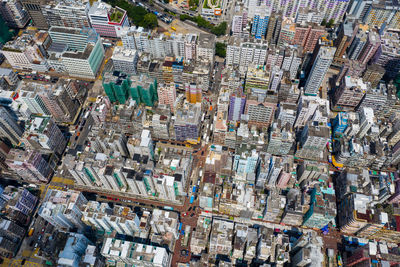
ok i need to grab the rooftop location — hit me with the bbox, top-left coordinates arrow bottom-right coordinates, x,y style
198,33 -> 215,49
62,41 -> 96,60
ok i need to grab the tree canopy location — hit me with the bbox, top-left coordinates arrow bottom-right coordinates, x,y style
105,0 -> 158,29
143,13 -> 158,29
215,42 -> 226,58
211,21 -> 226,36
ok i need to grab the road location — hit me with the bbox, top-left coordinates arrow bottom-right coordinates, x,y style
3,216 -> 53,267
158,19 -> 209,35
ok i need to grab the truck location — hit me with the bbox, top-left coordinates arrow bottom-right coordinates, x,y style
181,225 -> 191,247
28,228 -> 34,236
153,11 -> 162,17
190,195 -> 195,204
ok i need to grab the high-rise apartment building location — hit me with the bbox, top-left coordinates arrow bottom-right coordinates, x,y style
184,34 -> 197,60
251,15 -> 269,39
292,24 -> 311,47
304,44 -> 336,96
278,17 -> 296,46
61,38 -> 105,79
49,26 -> 98,52
358,30 -> 380,65
101,238 -> 169,266
0,0 -> 29,28
336,59 -> 365,83
357,107 -> 374,138
20,0 -> 48,29
39,189 -> 87,230
363,0 -> 400,29
266,14 -> 282,45
25,115 -> 67,155
347,0 -> 372,20
228,91 -> 246,122
296,123 -> 330,160
295,8 -> 324,25
185,83 -> 201,104
334,20 -> 357,62
323,0 -> 349,24
232,15 -> 244,35
111,47 -> 138,74
88,1 -> 129,37
292,24 -> 326,54
281,49 -> 302,79
197,33 -> 215,62
6,149 -> 53,183
373,31 -> 400,79
1,33 -> 50,72
233,148 -> 259,179
17,80 -> 79,122
130,74 -> 158,107
103,72 -> 131,104
347,24 -> 369,60
303,27 -> 327,53
158,84 -> 176,112
269,66 -> 283,93
245,99 -> 276,128
41,0 -> 90,29
333,76 -> 367,111
226,40 -> 268,67
0,106 -> 23,146
362,64 -> 385,88
267,123 -> 294,155
244,65 -> 270,95
232,13 -> 248,36
174,103 -> 201,141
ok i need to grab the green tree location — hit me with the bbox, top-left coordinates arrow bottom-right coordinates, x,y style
142,13 -> 158,29
321,18 -> 327,26
211,21 -> 227,36
104,0 -> 157,28
196,15 -> 212,29
215,42 -> 226,58
326,19 -> 334,28
163,0 -> 169,3
180,14 -> 188,21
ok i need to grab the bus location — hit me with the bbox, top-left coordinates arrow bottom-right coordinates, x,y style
190,195 -> 195,204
